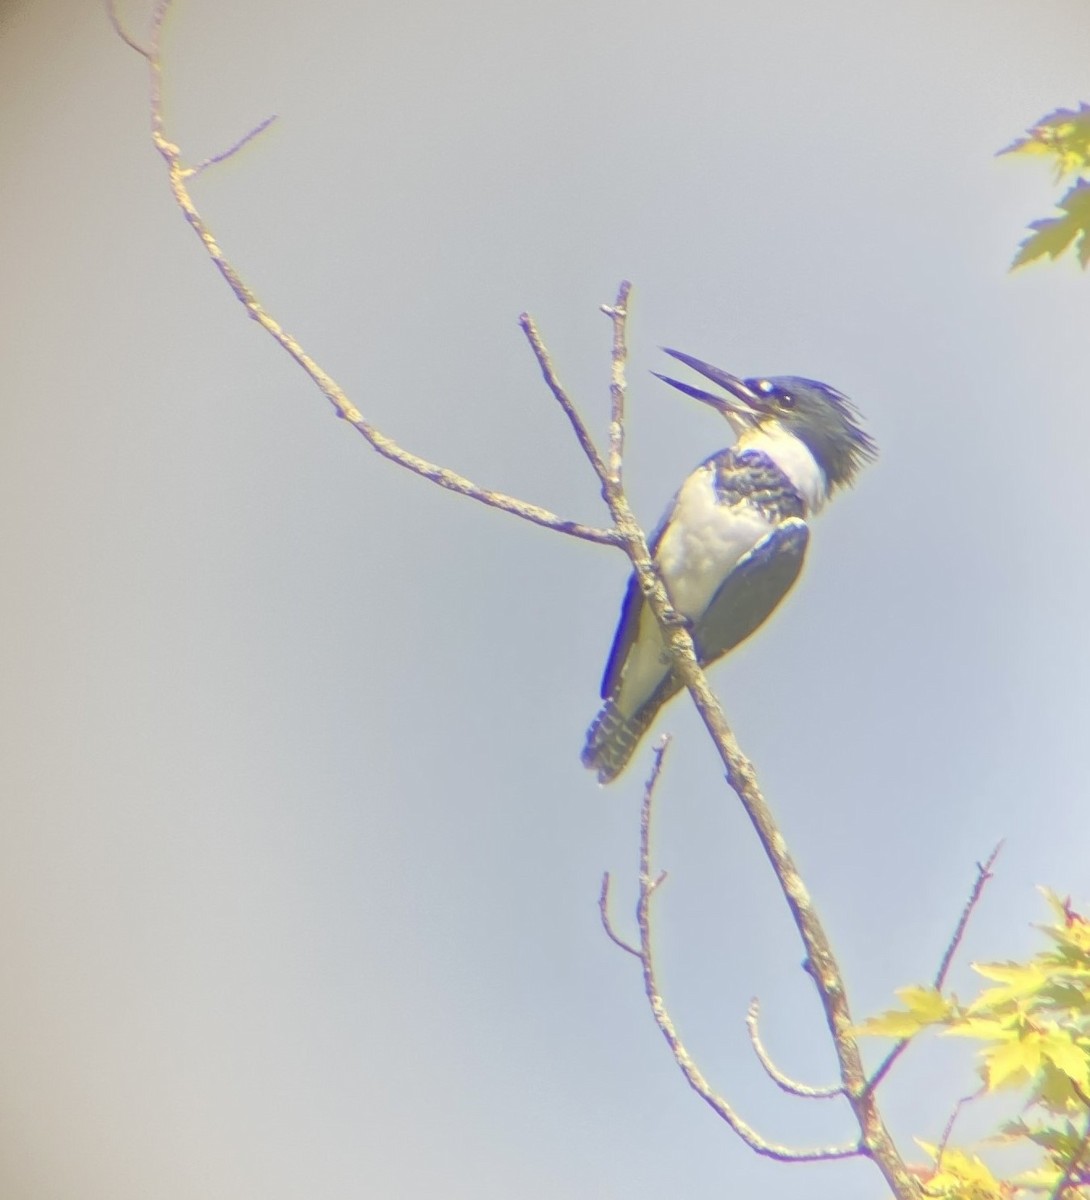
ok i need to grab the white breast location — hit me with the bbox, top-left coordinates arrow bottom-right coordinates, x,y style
613,467 -> 772,712
655,466 -> 773,620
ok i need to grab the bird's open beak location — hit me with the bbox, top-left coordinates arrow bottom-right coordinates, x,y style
653,348 -> 761,433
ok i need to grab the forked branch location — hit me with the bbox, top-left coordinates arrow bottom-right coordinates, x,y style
599,741 -> 860,1163
108,0 -> 619,549
112,5 -> 920,1194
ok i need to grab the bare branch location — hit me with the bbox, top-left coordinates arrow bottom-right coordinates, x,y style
190,114 -> 279,177
518,313 -> 609,481
106,0 -> 152,58
866,844 -> 1004,1097
598,874 -> 641,958
112,0 -> 621,549
746,999 -> 842,1099
579,290 -> 920,1199
600,284 -> 630,482
614,737 -> 862,1163
934,1088 -> 983,1165
933,841 -> 1003,991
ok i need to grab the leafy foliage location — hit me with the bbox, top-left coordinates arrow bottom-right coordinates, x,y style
1009,182 -> 1090,271
857,892 -> 1090,1198
1000,106 -> 1090,180
1001,105 -> 1090,269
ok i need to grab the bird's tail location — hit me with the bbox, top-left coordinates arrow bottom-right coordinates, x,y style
581,700 -> 658,784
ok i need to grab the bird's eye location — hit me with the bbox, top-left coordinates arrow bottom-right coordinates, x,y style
778,392 -> 796,410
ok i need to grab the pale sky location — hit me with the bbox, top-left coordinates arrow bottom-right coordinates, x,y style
3,1 -> 1090,1197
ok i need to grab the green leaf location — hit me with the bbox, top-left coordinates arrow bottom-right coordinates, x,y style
1038,1030 -> 1090,1091
854,1008 -> 930,1038
918,1145 -> 1007,1199
1010,1162 -> 1066,1191
898,985 -> 954,1023
1030,1065 -> 1082,1113
1012,180 -> 1090,270
970,960 -> 1053,1009
854,985 -> 953,1038
942,1016 -> 1015,1042
1000,104 -> 1090,178
983,1036 -> 1041,1090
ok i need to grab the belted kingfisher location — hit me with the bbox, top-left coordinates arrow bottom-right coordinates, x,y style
582,349 -> 876,783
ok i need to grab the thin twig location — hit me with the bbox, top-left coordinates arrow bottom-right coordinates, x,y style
519,313 -> 609,481
114,0 -> 620,549
600,287 -> 630,483
746,999 -> 842,1099
933,1089 -> 982,1165
934,842 -> 1004,991
623,737 -> 860,1163
598,874 -> 641,958
584,287 -> 919,1198
866,844 -> 1003,1097
106,0 -> 152,57
190,114 -> 279,176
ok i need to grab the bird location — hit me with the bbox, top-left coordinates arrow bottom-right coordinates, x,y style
582,348 -> 876,784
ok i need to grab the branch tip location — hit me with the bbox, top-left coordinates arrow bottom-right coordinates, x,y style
191,114 -> 279,177
598,872 -> 641,958
519,312 -> 609,480
934,839 -> 1004,991
867,841 -> 1006,1101
745,998 -> 842,1099
107,0 -> 152,57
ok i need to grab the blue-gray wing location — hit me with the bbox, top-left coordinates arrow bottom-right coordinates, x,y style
599,499 -> 676,700
692,518 -> 810,665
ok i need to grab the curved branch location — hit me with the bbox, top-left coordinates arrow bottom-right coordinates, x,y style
598,873 -> 641,958
107,0 -> 152,57
619,740 -> 861,1164
112,0 -> 619,549
746,1000 -> 842,1099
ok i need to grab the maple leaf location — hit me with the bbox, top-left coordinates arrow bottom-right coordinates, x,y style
853,985 -> 953,1038
1012,180 -> 1090,270
1000,103 -> 1090,179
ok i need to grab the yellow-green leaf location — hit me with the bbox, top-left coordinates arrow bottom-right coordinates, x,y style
1038,1030 -> 1090,1090
983,1036 -> 1042,1090
969,960 -> 1052,1011
921,1146 -> 1007,1199
1011,1163 -> 1064,1190
942,1016 -> 1014,1042
999,104 -> 1090,178
1031,1066 -> 1081,1112
897,985 -> 954,1024
1012,181 -> 1090,270
855,985 -> 955,1038
854,1008 -> 929,1038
